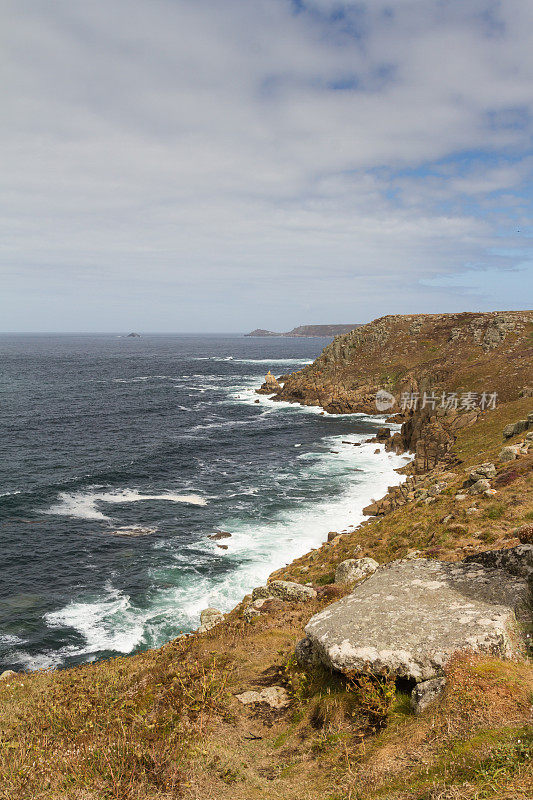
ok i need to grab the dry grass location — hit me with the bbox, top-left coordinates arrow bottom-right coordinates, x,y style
0,636 -> 230,799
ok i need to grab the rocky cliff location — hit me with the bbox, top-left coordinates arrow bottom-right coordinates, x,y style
269,311 -> 533,472
273,312 -> 532,412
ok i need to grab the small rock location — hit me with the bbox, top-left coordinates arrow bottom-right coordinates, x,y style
295,636 -> 319,667
498,446 -> 518,463
334,557 -> 379,584
198,607 -> 224,632
516,524 -> 533,544
236,686 -> 290,709
405,550 -> 422,560
209,531 -> 232,540
469,463 -> 496,481
0,670 -> 17,681
411,678 -> 446,714
217,544 -> 228,550
252,580 -> 317,602
468,478 -> 491,495
455,494 -> 467,501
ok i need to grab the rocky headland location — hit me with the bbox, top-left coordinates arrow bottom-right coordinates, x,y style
245,323 -> 361,337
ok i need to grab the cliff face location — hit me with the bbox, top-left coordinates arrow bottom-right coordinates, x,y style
274,311 -> 533,413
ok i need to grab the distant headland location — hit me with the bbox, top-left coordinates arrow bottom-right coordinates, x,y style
245,324 -> 361,338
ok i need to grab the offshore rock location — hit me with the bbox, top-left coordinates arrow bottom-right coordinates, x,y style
256,371 -> 282,394
301,558 -> 530,682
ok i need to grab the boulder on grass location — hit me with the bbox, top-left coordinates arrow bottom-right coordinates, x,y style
252,580 -> 317,602
300,556 -> 529,683
334,557 -> 379,585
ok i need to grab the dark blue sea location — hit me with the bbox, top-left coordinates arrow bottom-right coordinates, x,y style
0,334 -> 407,671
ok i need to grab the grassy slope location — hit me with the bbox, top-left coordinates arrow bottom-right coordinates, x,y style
0,404 -> 532,799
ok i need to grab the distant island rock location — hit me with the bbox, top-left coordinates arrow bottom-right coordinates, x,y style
127,332 -> 141,337
245,324 -> 361,338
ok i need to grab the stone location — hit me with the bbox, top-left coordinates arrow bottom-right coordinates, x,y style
236,686 -> 290,709
454,494 -> 467,501
411,678 -> 446,714
0,670 -> 17,681
198,607 -> 224,632
468,478 -> 491,495
243,597 -> 267,621
464,544 -> 533,580
498,446 -> 519,463
404,550 -> 422,560
252,580 -> 317,602
503,423 -> 517,439
334,557 -> 379,585
469,463 -> 496,481
301,557 -> 530,682
256,371 -> 282,394
516,525 -> 533,545
209,531 -> 232,540
295,635 -> 320,667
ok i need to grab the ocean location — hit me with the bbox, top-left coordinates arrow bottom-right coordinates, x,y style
0,333 -> 407,672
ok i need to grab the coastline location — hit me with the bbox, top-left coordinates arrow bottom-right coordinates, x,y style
195,380 -> 413,631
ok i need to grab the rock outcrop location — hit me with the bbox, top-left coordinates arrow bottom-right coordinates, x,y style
334,557 -> 379,585
272,312 -> 532,415
256,371 -> 283,394
297,552 -> 530,682
252,579 -> 317,602
198,608 -> 224,633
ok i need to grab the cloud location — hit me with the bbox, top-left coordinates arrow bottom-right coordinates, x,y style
0,0 -> 532,330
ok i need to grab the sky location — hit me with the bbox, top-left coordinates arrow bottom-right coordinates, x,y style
1,0 -> 532,332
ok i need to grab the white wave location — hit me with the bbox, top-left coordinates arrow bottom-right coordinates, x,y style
0,490 -> 21,497
45,488 -> 207,521
31,425 -> 410,669
45,584 -> 144,655
110,375 -> 183,383
0,633 -> 27,648
109,525 -> 158,537
194,356 -> 311,364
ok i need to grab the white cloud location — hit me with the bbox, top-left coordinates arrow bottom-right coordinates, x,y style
0,0 -> 532,330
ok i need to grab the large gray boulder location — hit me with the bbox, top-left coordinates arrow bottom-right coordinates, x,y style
300,556 -> 530,683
